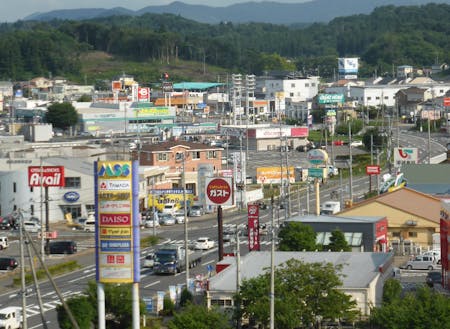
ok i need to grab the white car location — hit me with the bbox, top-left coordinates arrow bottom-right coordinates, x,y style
350,140 -> 363,147
159,213 -> 176,226
194,237 -> 215,250
145,218 -> 160,228
143,253 -> 155,268
173,211 -> 186,224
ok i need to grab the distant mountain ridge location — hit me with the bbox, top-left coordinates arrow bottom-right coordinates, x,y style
24,0 -> 449,24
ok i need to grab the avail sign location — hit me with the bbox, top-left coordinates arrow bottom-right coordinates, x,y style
28,166 -> 65,187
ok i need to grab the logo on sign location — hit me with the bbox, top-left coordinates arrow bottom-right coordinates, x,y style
100,213 -> 131,225
98,163 -> 131,177
99,180 -> 131,191
28,166 -> 65,187
205,178 -> 232,205
63,191 -> 80,202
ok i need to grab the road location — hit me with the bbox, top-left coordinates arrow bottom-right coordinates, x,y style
0,130 -> 446,328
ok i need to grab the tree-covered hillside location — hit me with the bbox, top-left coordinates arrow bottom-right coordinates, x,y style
0,3 -> 449,82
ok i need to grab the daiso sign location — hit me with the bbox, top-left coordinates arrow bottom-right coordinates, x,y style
28,166 -> 65,187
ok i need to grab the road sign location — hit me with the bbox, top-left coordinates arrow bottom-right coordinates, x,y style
308,167 -> 325,178
444,97 -> 450,107
205,177 -> 233,206
366,165 -> 381,175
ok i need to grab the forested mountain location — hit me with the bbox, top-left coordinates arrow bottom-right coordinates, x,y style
24,0 -> 446,25
1,3 -> 449,82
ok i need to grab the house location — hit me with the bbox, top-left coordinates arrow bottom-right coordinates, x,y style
338,188 -> 442,252
206,251 -> 394,316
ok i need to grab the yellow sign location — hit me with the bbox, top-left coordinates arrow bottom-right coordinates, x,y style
100,227 -> 132,237
148,189 -> 195,211
256,166 -> 295,184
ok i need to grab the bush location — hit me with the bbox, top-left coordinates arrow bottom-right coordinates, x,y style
13,260 -> 80,286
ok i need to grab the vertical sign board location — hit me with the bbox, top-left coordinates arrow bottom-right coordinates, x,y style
440,201 -> 450,288
247,204 -> 260,251
95,161 -> 140,283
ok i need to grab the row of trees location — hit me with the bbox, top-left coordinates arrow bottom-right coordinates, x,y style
0,3 -> 449,81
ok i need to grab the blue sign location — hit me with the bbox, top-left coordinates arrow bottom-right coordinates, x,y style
143,297 -> 153,312
63,191 -> 80,202
100,240 -> 131,252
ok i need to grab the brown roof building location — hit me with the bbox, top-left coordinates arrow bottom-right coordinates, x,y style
338,187 -> 442,251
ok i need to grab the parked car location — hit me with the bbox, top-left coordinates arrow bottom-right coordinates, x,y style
194,237 -> 215,250
143,253 -> 155,268
47,240 -> 77,255
0,257 -> 18,270
159,213 -> 176,226
190,205 -> 205,217
145,218 -> 160,228
426,271 -> 442,287
405,255 -> 437,270
296,142 -> 315,152
350,140 -> 363,147
173,211 -> 186,224
162,203 -> 179,215
83,219 -> 96,232
0,237 -> 8,250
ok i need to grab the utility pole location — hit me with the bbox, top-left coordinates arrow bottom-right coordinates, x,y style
348,119 -> 353,202
269,196 -> 275,329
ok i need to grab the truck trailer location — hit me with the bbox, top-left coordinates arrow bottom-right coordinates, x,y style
153,243 -> 202,275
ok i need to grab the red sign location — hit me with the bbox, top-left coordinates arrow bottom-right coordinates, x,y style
205,178 -> 232,205
100,213 -> 131,226
366,165 -> 381,175
138,87 -> 150,101
444,97 -> 450,107
247,205 -> 260,251
28,166 -> 65,187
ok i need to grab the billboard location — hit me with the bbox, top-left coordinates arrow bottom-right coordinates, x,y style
148,189 -> 194,212
28,166 -> 65,187
393,147 -> 418,166
95,161 -> 140,284
338,57 -> 359,79
318,94 -> 344,104
205,177 -> 233,206
256,166 -> 295,184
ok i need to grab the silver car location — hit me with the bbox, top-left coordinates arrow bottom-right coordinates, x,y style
405,255 -> 438,270
190,205 -> 204,217
159,213 -> 176,226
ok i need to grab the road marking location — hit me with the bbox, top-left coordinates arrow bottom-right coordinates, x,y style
202,260 -> 215,266
68,272 -> 95,283
144,280 -> 160,288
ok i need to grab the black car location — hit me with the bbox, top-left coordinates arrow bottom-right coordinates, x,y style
0,257 -> 18,270
47,240 -> 77,254
426,271 -> 442,287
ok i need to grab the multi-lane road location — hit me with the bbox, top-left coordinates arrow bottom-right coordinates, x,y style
0,129 -> 447,328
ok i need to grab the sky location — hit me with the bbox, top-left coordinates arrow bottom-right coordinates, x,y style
0,0 -> 311,23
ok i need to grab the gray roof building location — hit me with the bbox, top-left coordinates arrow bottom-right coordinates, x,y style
207,251 -> 394,316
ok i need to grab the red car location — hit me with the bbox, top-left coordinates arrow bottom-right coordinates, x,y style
333,140 -> 344,146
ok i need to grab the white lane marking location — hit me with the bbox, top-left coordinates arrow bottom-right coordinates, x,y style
144,280 -> 160,288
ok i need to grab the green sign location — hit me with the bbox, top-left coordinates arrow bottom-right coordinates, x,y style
308,168 -> 325,178
318,94 -> 344,104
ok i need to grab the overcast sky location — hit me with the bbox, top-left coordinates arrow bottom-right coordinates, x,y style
0,0 -> 311,23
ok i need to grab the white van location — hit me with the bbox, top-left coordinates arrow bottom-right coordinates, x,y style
0,307 -> 22,329
162,203 -> 178,215
83,219 -> 96,232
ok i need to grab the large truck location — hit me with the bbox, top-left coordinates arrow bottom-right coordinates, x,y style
153,243 -> 202,275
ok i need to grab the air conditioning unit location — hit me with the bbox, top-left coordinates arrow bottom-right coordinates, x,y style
405,220 -> 417,226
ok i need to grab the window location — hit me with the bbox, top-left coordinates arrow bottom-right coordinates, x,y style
291,83 -> 295,88
65,177 -> 81,188
367,97 -> 372,101
290,92 -> 294,97
392,232 -> 401,238
191,151 -> 200,159
207,151 -> 217,159
305,83 -> 309,87
157,153 -> 168,161
13,182 -> 16,193
311,83 -> 316,87
408,231 -> 418,238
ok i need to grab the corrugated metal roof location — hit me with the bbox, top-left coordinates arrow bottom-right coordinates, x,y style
209,251 -> 392,291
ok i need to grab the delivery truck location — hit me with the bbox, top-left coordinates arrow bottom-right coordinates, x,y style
153,243 -> 203,275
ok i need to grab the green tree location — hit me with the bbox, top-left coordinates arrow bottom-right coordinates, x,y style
362,127 -> 385,151
370,285 -> 450,329
327,228 -> 351,251
45,102 -> 78,131
235,259 -> 358,329
56,295 -> 95,329
278,222 -> 317,251
168,303 -> 233,329
381,278 -> 402,304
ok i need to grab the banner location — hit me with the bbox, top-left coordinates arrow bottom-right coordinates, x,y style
247,204 -> 260,251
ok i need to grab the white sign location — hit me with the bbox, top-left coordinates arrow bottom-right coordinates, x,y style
393,147 -> 418,166
307,149 -> 328,165
99,180 -> 131,191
